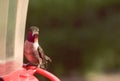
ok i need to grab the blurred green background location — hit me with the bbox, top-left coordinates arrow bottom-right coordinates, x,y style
25,0 -> 120,81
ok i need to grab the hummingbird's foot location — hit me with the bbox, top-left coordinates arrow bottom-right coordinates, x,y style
23,63 -> 34,67
23,63 -> 38,70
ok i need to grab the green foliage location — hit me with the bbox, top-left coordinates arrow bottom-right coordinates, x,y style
26,0 -> 120,77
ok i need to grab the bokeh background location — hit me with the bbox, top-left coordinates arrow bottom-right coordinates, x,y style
25,0 -> 120,81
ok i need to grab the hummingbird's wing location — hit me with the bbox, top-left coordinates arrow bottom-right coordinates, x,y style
37,46 -> 52,69
37,46 -> 45,59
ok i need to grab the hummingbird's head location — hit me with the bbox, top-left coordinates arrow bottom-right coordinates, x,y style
27,26 -> 39,42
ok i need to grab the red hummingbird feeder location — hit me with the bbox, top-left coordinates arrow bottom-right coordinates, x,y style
2,65 -> 60,81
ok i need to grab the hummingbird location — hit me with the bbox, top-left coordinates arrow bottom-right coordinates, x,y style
24,26 -> 52,69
